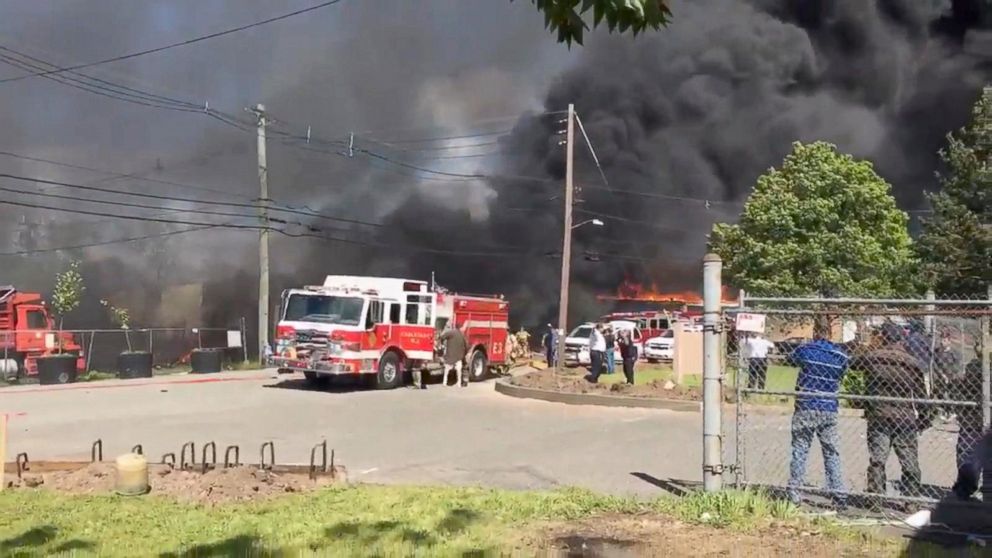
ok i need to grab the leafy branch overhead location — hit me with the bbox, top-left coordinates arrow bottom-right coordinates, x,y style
519,0 -> 672,45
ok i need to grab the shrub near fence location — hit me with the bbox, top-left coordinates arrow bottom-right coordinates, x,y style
726,294 -> 991,506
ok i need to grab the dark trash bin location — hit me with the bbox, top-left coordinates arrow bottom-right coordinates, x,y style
191,348 -> 223,374
37,354 -> 78,385
118,351 -> 153,379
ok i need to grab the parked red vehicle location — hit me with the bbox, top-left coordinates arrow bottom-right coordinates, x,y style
0,286 -> 85,381
600,311 -> 675,341
271,275 -> 510,389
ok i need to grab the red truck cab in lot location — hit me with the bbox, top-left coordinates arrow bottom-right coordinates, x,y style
270,275 -> 510,390
0,286 -> 85,381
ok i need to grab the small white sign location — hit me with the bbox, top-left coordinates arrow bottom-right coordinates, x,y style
226,330 -> 243,348
735,313 -> 766,334
44,333 -> 56,350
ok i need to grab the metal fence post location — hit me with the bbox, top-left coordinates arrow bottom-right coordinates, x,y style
983,285 -> 991,432
702,253 -> 723,492
734,289 -> 746,488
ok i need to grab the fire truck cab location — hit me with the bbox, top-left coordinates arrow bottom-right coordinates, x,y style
271,275 -> 509,389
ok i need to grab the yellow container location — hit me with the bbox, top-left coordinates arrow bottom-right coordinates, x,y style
115,453 -> 149,496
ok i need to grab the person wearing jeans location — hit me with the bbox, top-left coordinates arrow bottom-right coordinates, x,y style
787,322 -> 850,507
587,324 -> 607,383
604,327 -> 616,375
852,324 -> 926,500
618,329 -> 637,385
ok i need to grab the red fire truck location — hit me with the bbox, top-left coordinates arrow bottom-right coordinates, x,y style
0,286 -> 85,381
270,275 -> 510,389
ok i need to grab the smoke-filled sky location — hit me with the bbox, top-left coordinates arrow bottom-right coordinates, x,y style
0,0 -> 988,344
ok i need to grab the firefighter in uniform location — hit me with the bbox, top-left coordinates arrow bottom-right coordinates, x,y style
514,327 -> 531,360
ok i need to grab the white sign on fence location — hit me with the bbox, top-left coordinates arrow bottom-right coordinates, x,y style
735,312 -> 767,334
226,330 -> 243,348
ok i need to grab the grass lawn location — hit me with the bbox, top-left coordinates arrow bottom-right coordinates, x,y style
0,485 -> 896,556
595,362 -> 675,386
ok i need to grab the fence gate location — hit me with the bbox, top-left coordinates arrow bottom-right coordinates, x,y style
726,294 -> 991,507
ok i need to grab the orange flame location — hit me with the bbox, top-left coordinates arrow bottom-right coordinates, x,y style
598,276 -> 735,305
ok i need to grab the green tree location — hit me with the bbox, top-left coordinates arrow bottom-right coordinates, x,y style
51,260 -> 86,350
518,0 -> 671,45
916,87 -> 992,296
709,141 -> 916,297
101,299 -> 132,351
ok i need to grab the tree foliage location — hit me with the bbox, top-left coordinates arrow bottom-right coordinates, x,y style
518,0 -> 671,45
101,299 -> 132,351
51,260 -> 85,328
916,87 -> 992,296
709,142 -> 916,297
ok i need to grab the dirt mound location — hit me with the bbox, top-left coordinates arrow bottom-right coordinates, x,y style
510,371 -> 701,401
9,462 -> 345,505
536,514 -> 884,557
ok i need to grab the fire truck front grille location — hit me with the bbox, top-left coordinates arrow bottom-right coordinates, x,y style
294,330 -> 326,346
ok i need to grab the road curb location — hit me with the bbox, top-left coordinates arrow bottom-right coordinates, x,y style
494,377 -> 701,412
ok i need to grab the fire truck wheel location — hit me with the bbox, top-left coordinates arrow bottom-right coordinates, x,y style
375,352 -> 403,390
468,350 -> 488,382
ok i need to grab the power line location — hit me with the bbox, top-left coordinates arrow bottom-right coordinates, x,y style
574,207 -> 689,232
574,113 -> 610,190
2,196 -> 561,259
372,129 -> 511,144
0,172 -> 384,229
0,49 -> 201,112
0,183 -> 349,230
0,225 -> 217,256
0,149 -> 255,202
0,1 -> 345,84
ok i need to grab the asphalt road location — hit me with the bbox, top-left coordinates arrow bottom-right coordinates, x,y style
1,370 -> 702,498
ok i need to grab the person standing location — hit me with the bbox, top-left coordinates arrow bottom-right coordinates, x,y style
543,324 -> 557,367
604,326 -> 616,375
851,323 -> 926,500
618,329 -> 637,385
743,332 -> 774,391
954,345 -> 984,472
440,323 -> 469,387
787,318 -> 850,507
587,324 -> 607,383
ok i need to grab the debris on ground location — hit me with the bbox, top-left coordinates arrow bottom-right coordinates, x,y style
511,371 -> 701,401
7,462 -> 346,505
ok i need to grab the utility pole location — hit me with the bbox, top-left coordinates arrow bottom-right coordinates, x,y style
702,253 -> 723,492
555,104 -> 575,370
251,103 -> 270,361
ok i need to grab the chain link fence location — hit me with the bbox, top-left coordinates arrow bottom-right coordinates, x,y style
725,293 -> 991,507
0,325 -> 248,374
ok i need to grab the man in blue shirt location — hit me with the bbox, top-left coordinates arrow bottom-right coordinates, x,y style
787,318 -> 850,507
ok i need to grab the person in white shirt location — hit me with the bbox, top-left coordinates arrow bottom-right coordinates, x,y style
743,332 -> 775,390
587,324 -> 608,383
